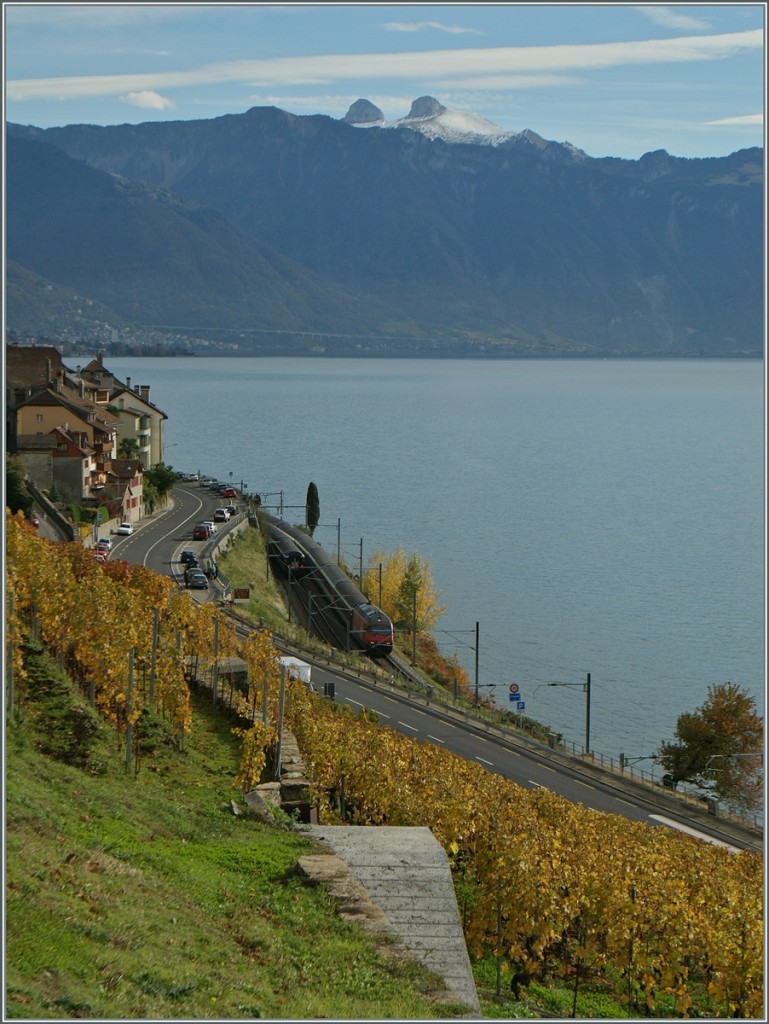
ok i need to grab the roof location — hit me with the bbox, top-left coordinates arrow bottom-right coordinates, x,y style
5,344 -> 65,388
15,434 -> 57,452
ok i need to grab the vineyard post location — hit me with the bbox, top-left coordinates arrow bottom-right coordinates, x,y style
496,876 -> 503,996
212,616 -> 219,708
125,647 -> 135,773
262,670 -> 269,725
149,607 -> 159,701
273,662 -> 287,779
7,590 -> 14,718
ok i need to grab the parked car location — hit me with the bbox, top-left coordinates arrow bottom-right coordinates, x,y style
222,487 -> 237,498
201,478 -> 214,487
180,549 -> 196,563
116,522 -> 133,535
95,537 -> 112,550
192,524 -> 211,541
225,504 -> 238,517
92,550 -> 109,563
187,572 -> 209,590
202,520 -> 217,534
94,544 -> 111,558
213,508 -> 229,522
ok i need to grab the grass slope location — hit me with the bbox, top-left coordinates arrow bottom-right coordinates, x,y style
5,641 -> 463,1020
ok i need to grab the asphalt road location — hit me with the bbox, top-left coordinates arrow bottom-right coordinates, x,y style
118,484 -> 762,854
111,480 -> 225,600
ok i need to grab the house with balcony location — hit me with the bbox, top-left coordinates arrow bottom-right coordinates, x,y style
12,375 -> 119,500
110,459 -> 144,524
79,356 -> 167,469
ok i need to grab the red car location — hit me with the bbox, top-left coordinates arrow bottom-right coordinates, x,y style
222,487 -> 237,498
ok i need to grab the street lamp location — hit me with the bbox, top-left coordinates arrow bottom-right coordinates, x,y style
546,673 -> 592,755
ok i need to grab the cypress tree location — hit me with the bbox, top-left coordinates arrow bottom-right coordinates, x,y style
306,481 -> 320,535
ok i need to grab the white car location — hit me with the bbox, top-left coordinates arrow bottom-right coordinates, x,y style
202,520 -> 217,534
116,522 -> 134,535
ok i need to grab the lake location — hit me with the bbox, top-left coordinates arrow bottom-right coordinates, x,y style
100,355 -> 765,764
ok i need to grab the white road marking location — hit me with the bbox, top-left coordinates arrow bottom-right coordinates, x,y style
476,756 -> 494,767
427,735 -> 445,744
398,722 -> 419,732
648,815 -> 741,853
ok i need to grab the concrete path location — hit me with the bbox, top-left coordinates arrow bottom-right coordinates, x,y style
300,824 -> 481,1016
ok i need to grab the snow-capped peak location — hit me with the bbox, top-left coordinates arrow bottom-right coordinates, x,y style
343,95 -> 514,146
341,96 -> 589,159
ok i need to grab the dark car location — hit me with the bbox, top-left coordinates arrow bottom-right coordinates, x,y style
225,504 -> 237,517
192,524 -> 211,541
187,572 -> 209,590
180,549 -> 196,564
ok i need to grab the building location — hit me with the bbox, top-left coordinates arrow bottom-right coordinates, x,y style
5,343 -> 166,515
110,458 -> 144,524
79,356 -> 167,470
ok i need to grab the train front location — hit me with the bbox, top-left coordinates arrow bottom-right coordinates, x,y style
352,603 -> 394,656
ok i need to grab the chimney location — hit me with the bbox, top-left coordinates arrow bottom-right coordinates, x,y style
140,385 -> 150,401
126,376 -> 131,390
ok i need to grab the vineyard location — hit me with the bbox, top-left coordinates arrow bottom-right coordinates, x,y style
5,512 -> 764,1018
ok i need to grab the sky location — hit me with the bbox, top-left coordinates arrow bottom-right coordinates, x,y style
2,2 -> 765,159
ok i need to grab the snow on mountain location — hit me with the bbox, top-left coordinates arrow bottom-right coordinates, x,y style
341,95 -> 589,158
344,95 -> 514,146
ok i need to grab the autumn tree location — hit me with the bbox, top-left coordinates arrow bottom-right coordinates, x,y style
367,547 -> 446,632
657,682 -> 763,812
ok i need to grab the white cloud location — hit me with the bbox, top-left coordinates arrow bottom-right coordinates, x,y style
7,29 -> 763,101
120,90 -> 176,111
705,113 -> 764,127
634,6 -> 712,32
381,20 -> 483,37
435,74 -> 586,91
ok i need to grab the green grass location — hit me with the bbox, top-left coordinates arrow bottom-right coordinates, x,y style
471,956 -> 631,1019
5,643 -> 467,1019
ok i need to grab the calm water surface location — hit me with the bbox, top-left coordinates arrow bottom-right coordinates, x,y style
104,356 -> 765,762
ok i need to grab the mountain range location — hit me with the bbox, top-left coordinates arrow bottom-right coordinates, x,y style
6,98 -> 764,356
